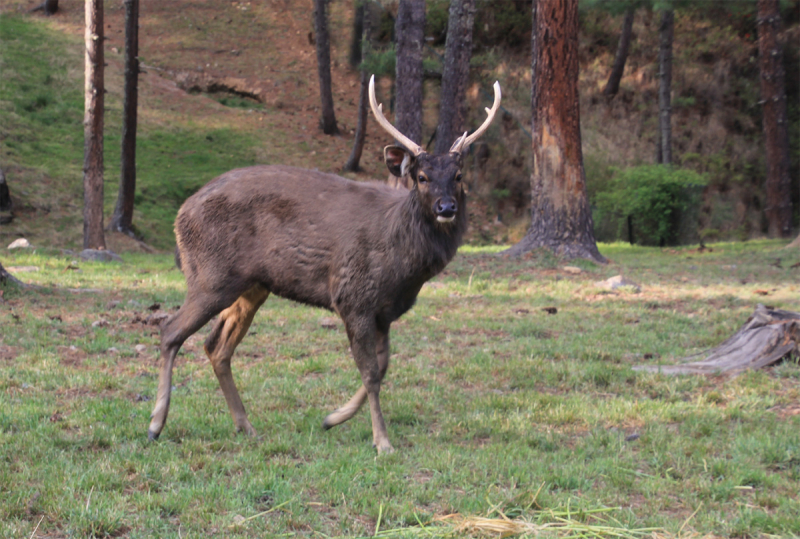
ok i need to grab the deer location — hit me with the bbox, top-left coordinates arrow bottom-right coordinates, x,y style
147,76 -> 501,453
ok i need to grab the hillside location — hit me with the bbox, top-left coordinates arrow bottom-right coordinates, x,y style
0,0 -> 797,251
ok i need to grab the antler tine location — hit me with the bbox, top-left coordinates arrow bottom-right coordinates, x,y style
368,75 -> 423,156
450,81 -> 502,154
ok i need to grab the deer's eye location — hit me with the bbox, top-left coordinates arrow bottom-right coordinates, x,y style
455,173 -> 463,182
418,174 -> 428,184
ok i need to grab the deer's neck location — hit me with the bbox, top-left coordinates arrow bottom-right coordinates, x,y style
390,190 -> 466,279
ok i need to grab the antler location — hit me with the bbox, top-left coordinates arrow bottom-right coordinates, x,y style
368,75 -> 424,156
449,81 -> 502,154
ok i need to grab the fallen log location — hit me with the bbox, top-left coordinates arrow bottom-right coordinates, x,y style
634,304 -> 800,376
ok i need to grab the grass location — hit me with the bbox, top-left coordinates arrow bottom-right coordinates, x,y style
1,241 -> 799,537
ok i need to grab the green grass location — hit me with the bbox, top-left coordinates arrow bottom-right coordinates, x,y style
1,242 -> 799,537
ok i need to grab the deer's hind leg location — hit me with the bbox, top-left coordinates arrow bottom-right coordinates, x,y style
203,285 -> 270,436
149,287 -> 245,441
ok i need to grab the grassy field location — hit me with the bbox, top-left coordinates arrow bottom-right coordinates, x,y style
1,241 -> 799,538
2,7 -> 800,539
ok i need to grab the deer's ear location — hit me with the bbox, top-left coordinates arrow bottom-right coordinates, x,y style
384,146 -> 415,178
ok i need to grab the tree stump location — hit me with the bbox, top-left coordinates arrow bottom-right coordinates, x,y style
634,305 -> 800,375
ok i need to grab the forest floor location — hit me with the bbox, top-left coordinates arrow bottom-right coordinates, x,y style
2,241 -> 800,538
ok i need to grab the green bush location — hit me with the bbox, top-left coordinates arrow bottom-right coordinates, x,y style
595,165 -> 707,246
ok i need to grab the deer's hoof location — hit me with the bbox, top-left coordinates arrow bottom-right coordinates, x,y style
147,429 -> 160,442
374,441 -> 395,455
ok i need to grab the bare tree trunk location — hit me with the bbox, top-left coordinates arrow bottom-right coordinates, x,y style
0,168 -> 12,225
343,11 -> 371,173
603,7 -> 634,98
31,0 -> 58,15
314,0 -> 340,135
503,0 -> 605,263
0,262 -> 26,287
434,0 -> 475,155
109,0 -> 139,236
83,0 -> 106,250
0,169 -> 10,211
757,0 -> 793,238
395,0 -> 425,145
656,9 -> 673,165
348,1 -> 365,69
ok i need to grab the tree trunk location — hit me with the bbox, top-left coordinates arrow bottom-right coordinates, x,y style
343,11 -> 371,173
757,0 -> 793,238
634,305 -> 800,376
603,7 -> 634,98
348,1 -> 365,69
394,0 -> 425,146
0,262 -> 25,288
314,0 -> 339,135
656,9 -> 673,165
0,168 -> 12,225
0,168 -> 10,211
434,0 -> 475,155
503,0 -> 605,264
44,0 -> 58,15
109,0 -> 139,236
83,0 -> 106,250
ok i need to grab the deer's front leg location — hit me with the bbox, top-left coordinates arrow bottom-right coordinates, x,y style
344,317 -> 393,454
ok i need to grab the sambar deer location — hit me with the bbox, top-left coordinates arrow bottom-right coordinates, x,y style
148,76 -> 501,453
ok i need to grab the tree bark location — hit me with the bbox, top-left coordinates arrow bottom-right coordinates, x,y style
0,262 -> 26,288
394,0 -> 425,146
314,0 -> 340,135
757,0 -> 793,238
603,7 -> 634,98
109,0 -> 139,236
634,305 -> 800,376
0,168 -> 10,211
656,9 -> 673,165
434,0 -> 475,155
31,0 -> 58,15
0,168 -> 12,225
348,1 -> 365,69
343,11 -> 371,173
503,0 -> 605,263
83,0 -> 106,250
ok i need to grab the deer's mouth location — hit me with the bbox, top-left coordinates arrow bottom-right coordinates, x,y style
436,215 -> 456,223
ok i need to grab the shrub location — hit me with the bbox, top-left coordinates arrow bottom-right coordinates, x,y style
595,165 -> 707,246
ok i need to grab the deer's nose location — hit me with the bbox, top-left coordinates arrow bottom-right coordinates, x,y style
434,197 -> 457,220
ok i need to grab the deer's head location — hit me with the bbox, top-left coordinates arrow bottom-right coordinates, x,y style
369,75 -> 501,224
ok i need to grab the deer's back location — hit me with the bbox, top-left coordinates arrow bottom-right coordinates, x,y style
175,165 -> 413,311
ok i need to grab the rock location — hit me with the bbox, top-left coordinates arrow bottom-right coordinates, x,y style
319,317 -> 340,329
134,344 -> 147,355
146,312 -> 170,326
562,266 -> 582,275
594,275 -> 641,293
8,238 -> 30,250
79,249 -> 122,262
106,300 -> 121,310
91,319 -> 109,328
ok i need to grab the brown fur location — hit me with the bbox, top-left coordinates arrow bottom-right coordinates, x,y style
148,152 -> 468,453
